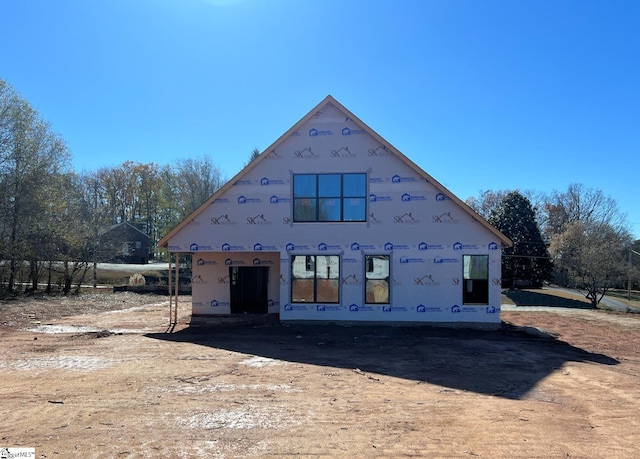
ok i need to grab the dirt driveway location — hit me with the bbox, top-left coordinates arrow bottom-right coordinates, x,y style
1,293 -> 639,458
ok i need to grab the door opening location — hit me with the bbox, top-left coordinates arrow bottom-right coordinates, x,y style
229,266 -> 269,314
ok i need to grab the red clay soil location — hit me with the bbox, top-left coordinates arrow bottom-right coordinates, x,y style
1,293 -> 639,458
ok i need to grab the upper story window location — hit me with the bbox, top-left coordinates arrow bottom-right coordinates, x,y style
293,173 -> 366,222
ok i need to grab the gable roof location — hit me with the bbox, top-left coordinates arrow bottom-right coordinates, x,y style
159,95 -> 511,248
101,221 -> 149,240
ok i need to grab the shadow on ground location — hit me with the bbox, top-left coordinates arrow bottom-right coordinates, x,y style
504,289 -> 595,309
146,320 -> 617,400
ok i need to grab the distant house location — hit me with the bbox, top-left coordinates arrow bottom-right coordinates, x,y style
159,95 -> 511,328
98,222 -> 150,264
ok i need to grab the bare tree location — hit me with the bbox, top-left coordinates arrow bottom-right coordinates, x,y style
465,190 -> 510,220
545,184 -> 632,306
27,172 -> 95,295
544,183 -> 627,239
0,79 -> 71,292
173,156 -> 225,219
549,221 -> 630,308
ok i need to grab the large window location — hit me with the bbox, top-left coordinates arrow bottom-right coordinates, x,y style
365,255 -> 390,304
291,255 -> 340,303
293,173 -> 366,222
463,255 -> 489,304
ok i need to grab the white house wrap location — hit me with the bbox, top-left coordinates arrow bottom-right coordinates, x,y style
159,96 -> 511,328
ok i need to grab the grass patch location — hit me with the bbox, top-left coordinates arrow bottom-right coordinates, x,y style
607,289 -> 640,302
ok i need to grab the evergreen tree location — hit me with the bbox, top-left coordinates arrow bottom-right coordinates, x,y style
244,147 -> 261,167
488,191 -> 552,288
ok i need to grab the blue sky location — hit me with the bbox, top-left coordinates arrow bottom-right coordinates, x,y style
1,0 -> 638,238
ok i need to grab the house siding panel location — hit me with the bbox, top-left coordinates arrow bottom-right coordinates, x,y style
163,98 -> 507,327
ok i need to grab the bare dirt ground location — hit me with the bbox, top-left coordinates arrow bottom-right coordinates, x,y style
1,293 -> 639,458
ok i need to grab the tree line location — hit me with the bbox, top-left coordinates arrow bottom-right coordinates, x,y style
466,187 -> 639,308
0,79 -> 225,295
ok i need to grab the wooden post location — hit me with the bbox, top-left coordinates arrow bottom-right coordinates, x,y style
174,253 -> 179,324
168,253 -> 173,326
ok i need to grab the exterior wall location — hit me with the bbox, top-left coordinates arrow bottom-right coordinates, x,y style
191,252 -> 281,315
167,102 -> 503,325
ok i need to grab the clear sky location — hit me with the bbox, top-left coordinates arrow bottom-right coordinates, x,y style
1,0 -> 638,238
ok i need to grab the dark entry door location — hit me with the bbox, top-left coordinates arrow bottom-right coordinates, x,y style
229,266 -> 269,314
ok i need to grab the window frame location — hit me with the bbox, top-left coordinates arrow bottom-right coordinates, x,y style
364,254 -> 391,304
291,254 -> 341,304
293,173 -> 367,223
462,254 -> 489,305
